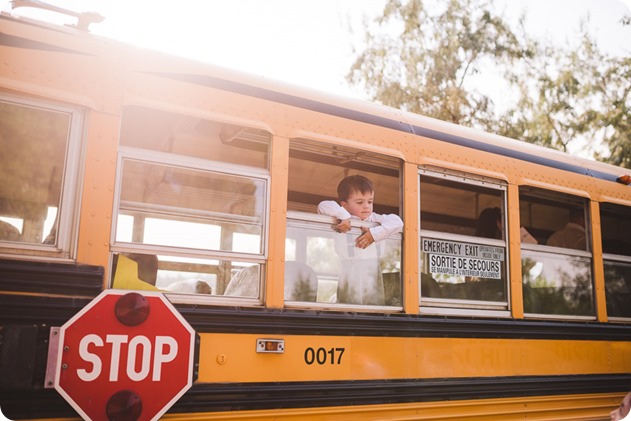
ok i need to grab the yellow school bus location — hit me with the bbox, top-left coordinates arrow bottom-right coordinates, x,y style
1,1 -> 630,420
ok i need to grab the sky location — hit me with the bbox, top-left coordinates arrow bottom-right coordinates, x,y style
4,0 -> 629,101
3,0 -> 631,161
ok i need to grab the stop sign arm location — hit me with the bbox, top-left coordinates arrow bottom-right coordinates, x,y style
49,290 -> 198,421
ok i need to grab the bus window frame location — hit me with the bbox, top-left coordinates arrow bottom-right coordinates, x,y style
520,246 -> 596,321
285,210 -> 403,312
285,137 -> 404,311
110,144 -> 271,304
418,168 -> 511,317
0,91 -> 84,260
518,187 -> 596,320
600,201 -> 631,322
518,186 -> 592,251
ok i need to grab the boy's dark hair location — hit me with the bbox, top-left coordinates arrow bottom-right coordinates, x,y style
337,175 -> 374,202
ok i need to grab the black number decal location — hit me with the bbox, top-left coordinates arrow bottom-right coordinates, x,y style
304,347 -> 346,365
335,347 -> 345,364
304,347 -> 315,365
316,347 -> 327,364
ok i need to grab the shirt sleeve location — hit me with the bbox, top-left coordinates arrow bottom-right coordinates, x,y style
367,213 -> 404,242
317,200 -> 351,220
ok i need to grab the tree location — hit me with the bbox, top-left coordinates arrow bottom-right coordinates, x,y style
348,0 -> 631,168
597,56 -> 631,168
348,0 -> 529,127
499,25 -> 631,166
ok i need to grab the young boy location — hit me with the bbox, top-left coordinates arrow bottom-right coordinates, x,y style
318,175 -> 403,305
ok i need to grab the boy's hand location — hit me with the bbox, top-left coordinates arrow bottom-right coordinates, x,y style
335,218 -> 351,233
356,226 -> 374,249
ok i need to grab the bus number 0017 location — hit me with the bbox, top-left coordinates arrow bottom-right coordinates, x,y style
304,347 -> 345,365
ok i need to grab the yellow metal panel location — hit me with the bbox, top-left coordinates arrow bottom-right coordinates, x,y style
76,111 -> 119,279
266,135 -> 290,308
589,200 -> 607,322
403,161 -> 420,313
507,184 -> 523,318
609,341 -> 631,373
198,333 -> 631,383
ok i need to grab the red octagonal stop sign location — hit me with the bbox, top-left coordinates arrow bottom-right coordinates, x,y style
54,290 -> 196,421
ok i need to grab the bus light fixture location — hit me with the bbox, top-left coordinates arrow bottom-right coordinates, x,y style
616,174 -> 631,185
256,338 -> 285,353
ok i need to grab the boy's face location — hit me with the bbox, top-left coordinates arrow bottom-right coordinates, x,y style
341,190 -> 374,220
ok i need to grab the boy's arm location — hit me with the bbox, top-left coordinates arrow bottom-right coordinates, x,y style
318,200 -> 352,233
317,200 -> 351,220
368,213 -> 404,242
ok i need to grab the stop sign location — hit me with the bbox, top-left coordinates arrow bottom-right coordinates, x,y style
54,290 -> 196,421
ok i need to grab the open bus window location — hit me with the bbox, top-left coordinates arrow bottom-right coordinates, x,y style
419,171 -> 508,309
285,139 -> 403,307
600,202 -> 631,319
112,106 -> 270,298
0,95 -> 81,255
519,187 -> 594,317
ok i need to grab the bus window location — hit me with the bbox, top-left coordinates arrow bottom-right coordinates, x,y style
119,105 -> 269,169
519,187 -> 593,317
600,202 -> 631,319
0,94 -> 82,256
419,171 -> 508,310
111,106 -> 270,299
286,139 -> 402,307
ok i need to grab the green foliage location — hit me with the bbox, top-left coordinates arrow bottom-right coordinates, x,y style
348,0 -> 631,168
500,27 -> 631,164
348,0 -> 524,127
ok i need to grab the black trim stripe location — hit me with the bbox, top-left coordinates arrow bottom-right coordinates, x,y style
2,295 -> 630,342
0,32 -> 92,55
178,305 -> 631,341
409,124 -> 615,180
175,374 -> 631,413
146,72 -> 414,134
0,258 -> 103,298
148,72 -> 620,183
2,374 -> 630,418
